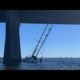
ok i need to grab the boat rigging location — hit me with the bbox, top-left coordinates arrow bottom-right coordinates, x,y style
24,24 -> 53,63
31,24 -> 53,61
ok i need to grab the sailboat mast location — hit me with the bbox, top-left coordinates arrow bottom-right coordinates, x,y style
32,24 -> 48,57
35,24 -> 53,57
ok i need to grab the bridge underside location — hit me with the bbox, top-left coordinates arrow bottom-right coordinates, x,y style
0,10 -> 80,66
1,10 -> 80,24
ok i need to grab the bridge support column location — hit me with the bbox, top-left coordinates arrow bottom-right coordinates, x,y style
3,10 -> 21,65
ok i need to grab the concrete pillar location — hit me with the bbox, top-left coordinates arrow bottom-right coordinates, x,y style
3,10 -> 21,65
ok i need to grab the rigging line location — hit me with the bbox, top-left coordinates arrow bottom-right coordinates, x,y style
35,24 -> 53,57
32,24 -> 49,56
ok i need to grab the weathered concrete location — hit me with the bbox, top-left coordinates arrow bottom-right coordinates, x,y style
3,10 -> 21,65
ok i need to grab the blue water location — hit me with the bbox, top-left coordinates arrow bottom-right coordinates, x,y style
0,58 -> 80,70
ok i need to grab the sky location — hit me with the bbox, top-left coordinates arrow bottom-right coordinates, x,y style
0,23 -> 80,58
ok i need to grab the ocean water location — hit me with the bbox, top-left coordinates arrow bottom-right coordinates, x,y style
0,58 -> 80,70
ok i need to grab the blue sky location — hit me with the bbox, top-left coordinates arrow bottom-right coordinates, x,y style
0,23 -> 80,58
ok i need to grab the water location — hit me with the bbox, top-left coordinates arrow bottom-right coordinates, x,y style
0,58 -> 80,70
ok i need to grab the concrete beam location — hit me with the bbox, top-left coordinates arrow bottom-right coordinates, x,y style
3,10 -> 21,66
19,10 -> 80,24
1,10 -> 80,24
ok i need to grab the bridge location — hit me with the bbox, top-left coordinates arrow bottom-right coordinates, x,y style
0,10 -> 80,66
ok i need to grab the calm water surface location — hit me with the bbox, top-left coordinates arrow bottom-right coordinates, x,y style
0,58 -> 80,70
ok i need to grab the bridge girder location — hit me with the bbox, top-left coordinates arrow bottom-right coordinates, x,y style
1,10 -> 80,24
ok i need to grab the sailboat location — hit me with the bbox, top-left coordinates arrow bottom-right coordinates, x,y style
23,24 -> 53,63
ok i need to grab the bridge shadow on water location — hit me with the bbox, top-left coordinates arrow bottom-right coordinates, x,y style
0,58 -> 21,70
2,63 -> 21,70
